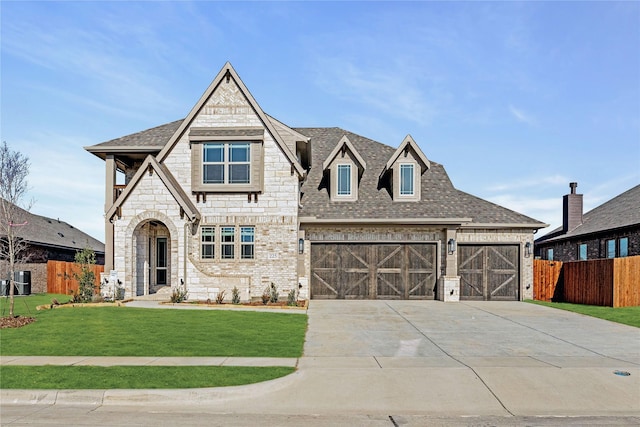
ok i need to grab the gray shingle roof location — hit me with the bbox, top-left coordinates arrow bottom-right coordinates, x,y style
90,120 -> 183,148
296,127 -> 543,225
86,121 -> 544,226
1,201 -> 104,254
536,184 -> 640,244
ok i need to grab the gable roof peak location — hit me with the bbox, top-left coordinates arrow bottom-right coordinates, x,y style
383,134 -> 431,175
156,62 -> 304,177
321,134 -> 367,173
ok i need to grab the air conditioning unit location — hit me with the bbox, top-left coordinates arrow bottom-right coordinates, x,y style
13,271 -> 31,295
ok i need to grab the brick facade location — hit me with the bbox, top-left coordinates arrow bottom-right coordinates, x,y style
536,227 -> 640,262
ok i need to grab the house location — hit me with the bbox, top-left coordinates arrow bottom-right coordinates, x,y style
535,182 -> 640,261
0,200 -> 105,294
85,62 -> 545,302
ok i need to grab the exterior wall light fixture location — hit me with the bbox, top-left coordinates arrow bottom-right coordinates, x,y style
524,242 -> 532,258
298,238 -> 304,254
447,238 -> 456,255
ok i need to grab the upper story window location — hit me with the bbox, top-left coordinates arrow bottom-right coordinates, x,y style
399,164 -> 415,196
322,136 -> 365,202
190,127 -> 264,194
203,143 -> 250,185
546,248 -> 554,261
337,164 -> 352,196
578,243 -> 587,260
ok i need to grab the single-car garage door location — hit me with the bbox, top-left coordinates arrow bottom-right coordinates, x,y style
311,243 -> 437,299
458,245 -> 519,301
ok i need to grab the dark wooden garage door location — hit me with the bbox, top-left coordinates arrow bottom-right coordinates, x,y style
311,243 -> 436,299
458,245 -> 519,301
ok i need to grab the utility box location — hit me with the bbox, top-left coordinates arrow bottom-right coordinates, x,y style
13,271 -> 31,295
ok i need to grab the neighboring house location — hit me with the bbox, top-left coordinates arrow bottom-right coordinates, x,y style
535,183 -> 640,261
0,200 -> 105,293
85,62 -> 545,302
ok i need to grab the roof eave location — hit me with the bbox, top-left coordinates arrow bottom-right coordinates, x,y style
300,217 -> 473,226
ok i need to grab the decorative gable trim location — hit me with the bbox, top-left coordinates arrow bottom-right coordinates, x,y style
322,135 -> 367,174
383,134 -> 430,175
156,62 -> 304,178
106,155 -> 200,223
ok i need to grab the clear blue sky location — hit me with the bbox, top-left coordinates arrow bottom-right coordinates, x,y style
2,1 -> 639,242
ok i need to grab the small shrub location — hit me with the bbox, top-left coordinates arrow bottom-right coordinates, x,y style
73,248 -> 97,303
170,287 -> 188,303
215,289 -> 226,304
92,294 -> 105,303
261,286 -> 270,305
269,282 -> 279,303
231,286 -> 241,304
287,288 -> 297,306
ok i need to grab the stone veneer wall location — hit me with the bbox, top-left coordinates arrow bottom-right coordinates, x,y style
112,76 -> 301,301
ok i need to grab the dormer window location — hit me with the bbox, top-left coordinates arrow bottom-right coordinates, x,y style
337,164 -> 352,196
399,164 -> 414,196
322,135 -> 366,202
380,135 -> 430,202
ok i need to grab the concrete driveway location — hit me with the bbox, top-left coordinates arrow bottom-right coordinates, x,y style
297,300 -> 640,417
2,300 -> 639,424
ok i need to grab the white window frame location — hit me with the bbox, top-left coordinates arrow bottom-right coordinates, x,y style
336,164 -> 352,196
221,226 -> 236,259
399,163 -> 415,196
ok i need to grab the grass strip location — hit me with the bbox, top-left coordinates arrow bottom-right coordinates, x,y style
0,365 -> 294,389
1,295 -> 307,358
526,300 -> 640,328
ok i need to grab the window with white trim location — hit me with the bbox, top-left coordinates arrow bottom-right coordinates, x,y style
201,227 -> 215,259
240,226 -> 255,259
337,164 -> 352,196
400,164 -> 414,196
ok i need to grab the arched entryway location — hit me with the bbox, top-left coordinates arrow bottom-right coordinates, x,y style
132,220 -> 172,296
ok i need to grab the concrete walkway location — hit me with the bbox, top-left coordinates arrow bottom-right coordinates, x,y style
2,300 -> 639,421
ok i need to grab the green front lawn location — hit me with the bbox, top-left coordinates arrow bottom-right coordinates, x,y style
1,294 -> 307,389
527,300 -> 640,328
1,295 -> 307,357
0,365 -> 294,389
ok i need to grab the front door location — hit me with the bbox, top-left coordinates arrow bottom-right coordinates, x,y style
156,237 -> 167,285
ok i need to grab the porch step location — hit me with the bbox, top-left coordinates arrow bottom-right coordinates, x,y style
134,286 -> 173,301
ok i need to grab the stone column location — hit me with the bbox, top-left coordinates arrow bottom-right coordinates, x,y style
442,228 -> 460,302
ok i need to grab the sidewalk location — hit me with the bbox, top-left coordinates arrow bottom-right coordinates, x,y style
0,355 -> 297,367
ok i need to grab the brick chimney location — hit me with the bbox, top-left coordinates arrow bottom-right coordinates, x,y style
562,182 -> 583,232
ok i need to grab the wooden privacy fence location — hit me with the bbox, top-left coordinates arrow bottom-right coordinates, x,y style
533,256 -> 640,307
533,259 -> 563,302
47,260 -> 104,295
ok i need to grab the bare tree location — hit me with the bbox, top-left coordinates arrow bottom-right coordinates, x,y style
0,142 -> 31,317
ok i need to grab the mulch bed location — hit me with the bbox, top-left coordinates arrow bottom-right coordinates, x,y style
0,316 -> 36,329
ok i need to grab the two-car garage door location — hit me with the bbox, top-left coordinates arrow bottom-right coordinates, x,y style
311,243 -> 437,299
311,243 -> 520,300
